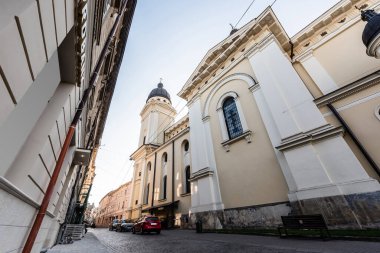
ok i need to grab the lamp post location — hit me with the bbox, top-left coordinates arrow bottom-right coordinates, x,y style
362,9 -> 380,58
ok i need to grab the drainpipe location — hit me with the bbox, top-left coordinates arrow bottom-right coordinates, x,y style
151,152 -> 157,212
327,104 -> 380,178
22,2 -> 128,252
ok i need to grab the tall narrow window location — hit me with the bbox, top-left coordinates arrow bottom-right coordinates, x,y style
144,183 -> 150,204
185,166 -> 191,194
223,97 -> 243,139
163,175 -> 167,199
184,140 -> 189,152
160,153 -> 168,199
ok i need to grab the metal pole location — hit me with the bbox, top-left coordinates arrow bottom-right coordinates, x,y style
22,2 -> 128,252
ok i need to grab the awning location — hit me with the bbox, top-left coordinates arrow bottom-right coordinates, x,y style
142,200 -> 179,212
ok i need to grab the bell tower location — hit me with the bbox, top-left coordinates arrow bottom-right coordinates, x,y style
138,82 -> 176,146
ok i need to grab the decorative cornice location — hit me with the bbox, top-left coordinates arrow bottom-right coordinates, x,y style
249,83 -> 261,92
291,0 -> 380,58
314,71 -> 380,107
202,116 -> 211,122
164,115 -> 189,135
276,125 -> 344,151
296,49 -> 314,63
245,33 -> 275,58
221,130 -> 252,152
130,144 -> 159,160
178,7 -> 290,100
189,167 -> 214,182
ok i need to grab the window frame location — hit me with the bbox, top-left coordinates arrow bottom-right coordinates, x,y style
185,166 -> 191,194
222,97 -> 244,139
216,92 -> 249,142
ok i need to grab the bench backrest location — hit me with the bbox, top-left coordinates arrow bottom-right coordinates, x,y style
281,214 -> 328,229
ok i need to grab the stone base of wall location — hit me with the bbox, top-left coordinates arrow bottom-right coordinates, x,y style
189,202 -> 291,230
290,191 -> 380,229
188,191 -> 380,230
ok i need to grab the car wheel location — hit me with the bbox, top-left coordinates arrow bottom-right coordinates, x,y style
157,230 -> 161,234
141,228 -> 144,235
132,228 -> 135,234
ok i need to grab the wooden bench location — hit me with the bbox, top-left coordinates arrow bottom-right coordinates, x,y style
278,214 -> 331,239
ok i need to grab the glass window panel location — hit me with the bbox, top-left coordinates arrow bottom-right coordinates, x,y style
223,97 -> 243,139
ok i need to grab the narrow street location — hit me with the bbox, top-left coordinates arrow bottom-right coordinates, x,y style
48,228 -> 380,253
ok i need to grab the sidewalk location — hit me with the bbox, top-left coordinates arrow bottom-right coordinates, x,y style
47,231 -> 109,253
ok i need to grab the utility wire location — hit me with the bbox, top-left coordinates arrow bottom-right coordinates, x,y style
147,0 -> 283,148
234,0 -> 257,28
270,0 -> 278,7
145,99 -> 185,143
148,102 -> 188,144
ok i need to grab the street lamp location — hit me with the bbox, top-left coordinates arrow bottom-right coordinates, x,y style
362,9 -> 380,58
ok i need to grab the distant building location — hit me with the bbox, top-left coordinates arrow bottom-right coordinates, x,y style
0,0 -> 136,252
84,203 -> 96,224
96,181 -> 132,227
129,0 -> 380,230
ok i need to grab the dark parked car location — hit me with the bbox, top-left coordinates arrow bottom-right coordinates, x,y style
132,216 -> 161,234
118,219 -> 134,232
109,219 -> 120,231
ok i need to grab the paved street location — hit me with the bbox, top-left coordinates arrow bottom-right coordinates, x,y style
47,228 -> 380,253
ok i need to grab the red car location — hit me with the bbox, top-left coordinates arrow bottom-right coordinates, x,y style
132,216 -> 161,234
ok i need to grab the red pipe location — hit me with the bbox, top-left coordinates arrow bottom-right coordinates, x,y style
21,1 -> 130,251
22,127 -> 75,252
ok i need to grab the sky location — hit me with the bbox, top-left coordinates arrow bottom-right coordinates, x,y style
88,0 -> 341,205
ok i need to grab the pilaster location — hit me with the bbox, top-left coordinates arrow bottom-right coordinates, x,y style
247,34 -> 380,201
188,97 -> 224,213
297,50 -> 338,94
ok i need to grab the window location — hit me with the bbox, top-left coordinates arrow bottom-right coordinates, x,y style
183,140 -> 189,152
144,183 -> 150,204
163,175 -> 167,199
147,162 -> 151,171
223,97 -> 243,139
185,166 -> 191,194
135,200 -> 138,205
376,105 -> 380,121
160,153 -> 168,199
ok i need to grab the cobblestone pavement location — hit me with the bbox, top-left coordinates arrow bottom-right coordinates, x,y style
48,228 -> 380,253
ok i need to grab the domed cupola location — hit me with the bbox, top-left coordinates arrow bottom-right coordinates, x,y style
146,82 -> 171,103
362,9 -> 380,58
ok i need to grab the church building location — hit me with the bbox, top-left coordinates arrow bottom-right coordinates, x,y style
128,0 -> 380,230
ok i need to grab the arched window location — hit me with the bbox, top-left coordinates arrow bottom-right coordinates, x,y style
160,153 -> 168,199
183,140 -> 189,152
163,175 -> 167,199
147,162 -> 151,171
185,166 -> 191,194
223,97 -> 243,139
